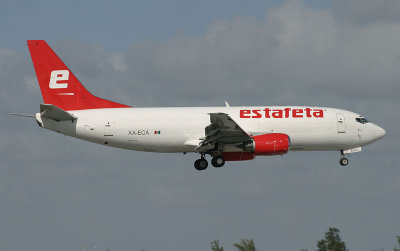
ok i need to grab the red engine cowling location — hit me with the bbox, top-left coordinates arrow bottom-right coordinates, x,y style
244,133 -> 290,156
222,152 -> 255,161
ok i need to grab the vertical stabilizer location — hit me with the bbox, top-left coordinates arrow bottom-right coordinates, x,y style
27,40 -> 130,111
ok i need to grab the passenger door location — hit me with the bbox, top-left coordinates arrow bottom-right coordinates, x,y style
336,113 -> 346,133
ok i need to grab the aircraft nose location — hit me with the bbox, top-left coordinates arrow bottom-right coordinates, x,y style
360,123 -> 386,145
374,125 -> 386,140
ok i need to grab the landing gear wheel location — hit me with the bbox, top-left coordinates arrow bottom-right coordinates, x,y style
339,150 -> 349,166
340,158 -> 349,166
211,156 -> 225,168
194,158 -> 208,170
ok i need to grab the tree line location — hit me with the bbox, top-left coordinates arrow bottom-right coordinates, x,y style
210,228 -> 400,251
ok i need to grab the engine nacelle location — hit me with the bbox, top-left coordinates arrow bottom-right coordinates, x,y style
244,133 -> 290,156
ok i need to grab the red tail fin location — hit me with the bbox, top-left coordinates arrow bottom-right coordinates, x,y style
27,40 -> 130,111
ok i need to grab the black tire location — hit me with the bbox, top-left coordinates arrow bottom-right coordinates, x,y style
340,158 -> 349,166
194,158 -> 208,170
211,156 -> 225,168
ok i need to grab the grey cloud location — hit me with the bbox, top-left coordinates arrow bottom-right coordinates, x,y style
332,0 -> 400,25
98,0 -> 400,108
26,2 -> 399,110
108,52 -> 127,72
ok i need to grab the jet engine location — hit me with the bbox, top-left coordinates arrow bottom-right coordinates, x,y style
243,133 -> 290,156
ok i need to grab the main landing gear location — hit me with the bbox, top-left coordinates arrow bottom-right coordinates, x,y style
194,155 -> 208,170
194,155 -> 225,170
211,156 -> 225,168
339,150 -> 349,166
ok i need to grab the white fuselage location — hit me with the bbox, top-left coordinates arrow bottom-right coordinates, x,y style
36,106 -> 386,153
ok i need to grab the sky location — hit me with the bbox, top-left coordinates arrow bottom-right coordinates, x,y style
1,0 -> 400,250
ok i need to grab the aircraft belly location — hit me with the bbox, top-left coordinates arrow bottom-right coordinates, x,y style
289,131 -> 360,151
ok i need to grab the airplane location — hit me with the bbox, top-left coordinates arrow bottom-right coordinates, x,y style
20,40 -> 385,170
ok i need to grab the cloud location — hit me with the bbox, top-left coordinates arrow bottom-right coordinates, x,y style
32,0 -> 399,111
332,0 -> 400,25
108,52 -> 127,72
23,76 -> 38,91
5,1 -> 396,112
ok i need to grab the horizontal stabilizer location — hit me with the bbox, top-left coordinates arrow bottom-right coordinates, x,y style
40,104 -> 77,121
9,113 -> 35,118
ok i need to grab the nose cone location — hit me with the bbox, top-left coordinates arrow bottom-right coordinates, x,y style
359,123 -> 386,146
374,125 -> 386,140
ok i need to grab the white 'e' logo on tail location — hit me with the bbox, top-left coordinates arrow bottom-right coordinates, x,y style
49,70 -> 69,89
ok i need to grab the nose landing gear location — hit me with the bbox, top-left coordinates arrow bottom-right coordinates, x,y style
339,150 -> 349,166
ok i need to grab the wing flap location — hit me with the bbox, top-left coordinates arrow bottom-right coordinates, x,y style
196,113 -> 251,152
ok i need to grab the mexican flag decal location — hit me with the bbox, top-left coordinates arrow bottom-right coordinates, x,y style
154,131 -> 161,134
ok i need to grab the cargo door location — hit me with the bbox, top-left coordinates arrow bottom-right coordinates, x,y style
104,122 -> 115,137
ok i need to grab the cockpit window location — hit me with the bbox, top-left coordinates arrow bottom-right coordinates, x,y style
356,117 -> 369,124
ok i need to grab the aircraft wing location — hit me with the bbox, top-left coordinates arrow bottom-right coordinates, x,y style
195,113 -> 251,152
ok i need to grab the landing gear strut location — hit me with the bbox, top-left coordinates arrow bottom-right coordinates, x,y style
194,154 -> 208,170
339,150 -> 349,166
211,156 -> 225,168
